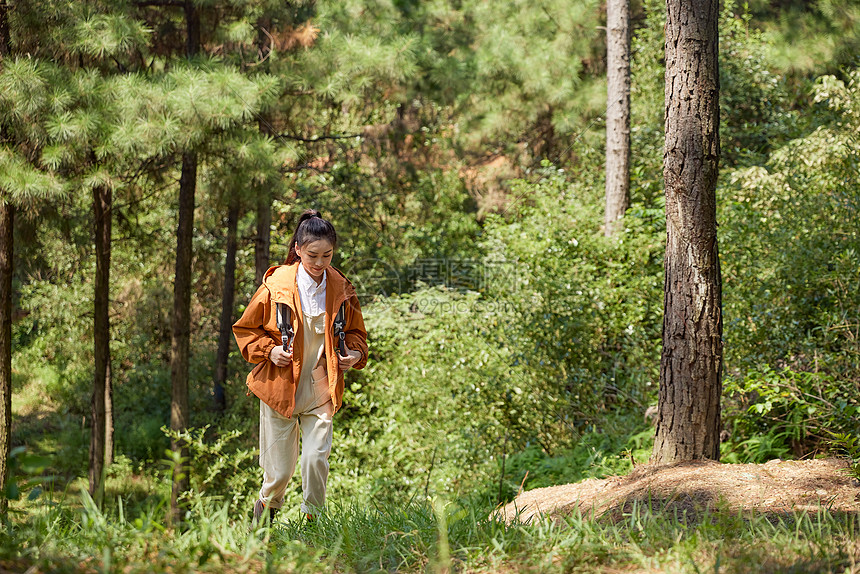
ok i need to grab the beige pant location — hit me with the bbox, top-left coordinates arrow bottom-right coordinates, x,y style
258,369 -> 334,514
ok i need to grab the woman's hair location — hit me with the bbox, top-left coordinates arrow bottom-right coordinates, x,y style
285,209 -> 338,265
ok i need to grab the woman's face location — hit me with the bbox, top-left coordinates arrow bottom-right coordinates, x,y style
296,238 -> 334,283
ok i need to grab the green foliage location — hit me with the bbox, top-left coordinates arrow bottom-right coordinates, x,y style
451,0 -> 603,147
632,0 -> 808,173
721,70 -> 860,372
330,286 -> 538,504
482,167 -> 664,417
72,13 -> 152,60
2,447 -> 56,503
629,0 -> 666,206
297,165 -> 482,279
720,69 -> 860,460
754,0 -> 860,73
828,433 -> 860,481
163,422 -> 259,515
719,2 -> 804,166
312,165 -> 665,510
493,420 -> 654,503
723,366 -> 859,461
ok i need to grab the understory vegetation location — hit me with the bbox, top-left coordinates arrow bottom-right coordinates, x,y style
5,493 -> 860,573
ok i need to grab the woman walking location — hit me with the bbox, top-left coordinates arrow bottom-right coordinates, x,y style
233,209 -> 368,523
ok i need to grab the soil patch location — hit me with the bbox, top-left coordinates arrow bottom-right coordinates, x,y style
496,458 -> 860,524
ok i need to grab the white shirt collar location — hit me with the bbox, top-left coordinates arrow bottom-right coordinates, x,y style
296,264 -> 327,316
297,263 -> 326,292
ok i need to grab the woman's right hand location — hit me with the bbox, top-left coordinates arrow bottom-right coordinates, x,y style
269,345 -> 293,367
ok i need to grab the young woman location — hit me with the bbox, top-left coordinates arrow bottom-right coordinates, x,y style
233,209 -> 368,523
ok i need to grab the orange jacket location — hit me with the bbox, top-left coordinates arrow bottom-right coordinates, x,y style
232,263 -> 368,418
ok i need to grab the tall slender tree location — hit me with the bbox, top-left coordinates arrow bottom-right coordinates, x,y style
254,143 -> 272,286
0,0 -> 12,518
169,0 -> 200,523
0,0 -> 65,513
45,6 -> 151,507
213,197 -> 239,412
254,20 -> 272,284
89,182 -> 112,508
604,0 -> 631,236
0,203 -> 9,519
651,0 -> 722,463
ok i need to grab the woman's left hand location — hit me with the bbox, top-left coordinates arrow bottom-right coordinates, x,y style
337,348 -> 362,371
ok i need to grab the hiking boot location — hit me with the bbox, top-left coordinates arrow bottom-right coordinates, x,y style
253,499 -> 278,525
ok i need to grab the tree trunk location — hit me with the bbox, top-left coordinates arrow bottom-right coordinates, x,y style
0,0 -> 9,59
169,0 -> 201,526
651,0 -> 722,464
0,202 -> 13,517
254,20 -> 273,286
105,361 -> 113,467
533,107 -> 556,164
255,193 -> 271,286
604,0 -> 631,237
255,115 -> 273,285
89,185 -> 112,508
170,151 -> 196,523
213,198 -> 239,412
100,186 -> 115,469
184,0 -> 200,58
0,0 -> 12,519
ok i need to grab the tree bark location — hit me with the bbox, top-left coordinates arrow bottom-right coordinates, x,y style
652,0 -> 722,464
89,185 -> 112,508
170,151 -> 196,522
184,0 -> 200,58
0,202 -> 13,517
105,361 -> 113,467
1,0 -> 13,519
0,0 -> 9,59
213,198 -> 239,412
255,193 -> 271,286
253,17 -> 273,285
604,0 -> 631,236
255,115 -> 273,285
169,0 -> 201,525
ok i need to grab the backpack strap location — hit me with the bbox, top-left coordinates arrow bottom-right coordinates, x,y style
333,302 -> 347,356
275,302 -> 294,352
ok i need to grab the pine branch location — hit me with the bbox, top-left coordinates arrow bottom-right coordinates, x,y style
134,0 -> 184,7
276,133 -> 363,142
281,163 -> 327,174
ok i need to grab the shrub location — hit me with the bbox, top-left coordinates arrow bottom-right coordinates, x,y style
723,366 -> 860,460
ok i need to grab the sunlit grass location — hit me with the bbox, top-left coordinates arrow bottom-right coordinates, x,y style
4,484 -> 856,573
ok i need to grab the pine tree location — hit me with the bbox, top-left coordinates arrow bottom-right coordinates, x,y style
13,1 -> 155,507
0,0 -> 11,518
388,0 -> 602,161
129,0 -> 283,521
167,0 -> 199,525
0,3 -> 66,514
652,0 -> 722,464
604,0 -> 631,236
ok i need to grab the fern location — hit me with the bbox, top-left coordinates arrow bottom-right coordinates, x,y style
828,432 -> 860,481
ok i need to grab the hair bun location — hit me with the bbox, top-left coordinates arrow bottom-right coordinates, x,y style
298,209 -> 322,224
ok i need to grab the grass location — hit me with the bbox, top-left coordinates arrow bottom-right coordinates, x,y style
6,372 -> 858,572
3,486 -> 858,573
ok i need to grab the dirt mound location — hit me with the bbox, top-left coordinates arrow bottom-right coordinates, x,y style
496,458 -> 860,524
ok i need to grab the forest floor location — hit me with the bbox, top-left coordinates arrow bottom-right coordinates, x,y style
496,458 -> 860,525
